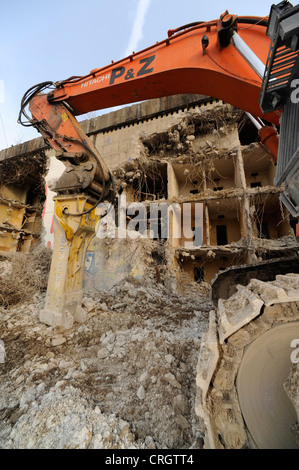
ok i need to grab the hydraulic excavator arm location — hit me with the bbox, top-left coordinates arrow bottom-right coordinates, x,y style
18,2 -> 299,328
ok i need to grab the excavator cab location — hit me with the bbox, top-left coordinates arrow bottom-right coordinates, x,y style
259,0 -> 299,226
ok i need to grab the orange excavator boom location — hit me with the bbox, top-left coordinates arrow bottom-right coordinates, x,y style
19,12 -> 283,204
46,16 -> 278,121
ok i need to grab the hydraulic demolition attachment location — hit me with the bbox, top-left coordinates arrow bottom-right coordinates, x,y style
18,85 -> 115,328
39,195 -> 101,329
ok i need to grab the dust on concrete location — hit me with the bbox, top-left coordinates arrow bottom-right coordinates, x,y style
0,254 -> 212,449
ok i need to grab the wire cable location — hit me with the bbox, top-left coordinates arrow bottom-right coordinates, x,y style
18,81 -> 116,218
236,17 -> 268,30
18,82 -> 55,127
205,50 -> 262,85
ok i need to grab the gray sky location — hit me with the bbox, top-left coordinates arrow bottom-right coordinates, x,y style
0,0 -> 276,150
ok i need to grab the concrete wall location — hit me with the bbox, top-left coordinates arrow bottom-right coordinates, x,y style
83,237 -> 145,292
0,149 -> 47,253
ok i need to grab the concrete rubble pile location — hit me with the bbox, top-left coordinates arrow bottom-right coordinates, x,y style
0,254 -> 212,449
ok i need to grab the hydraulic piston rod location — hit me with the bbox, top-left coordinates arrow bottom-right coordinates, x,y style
231,32 -> 265,79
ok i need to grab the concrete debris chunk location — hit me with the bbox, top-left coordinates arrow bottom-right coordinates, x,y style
51,335 -> 66,347
164,372 -> 182,389
97,348 -> 109,359
195,311 -> 219,406
175,414 -> 190,429
248,278 -> 291,306
0,340 -> 6,363
272,273 -> 299,298
218,285 -> 263,344
137,385 -> 146,400
165,354 -> 175,364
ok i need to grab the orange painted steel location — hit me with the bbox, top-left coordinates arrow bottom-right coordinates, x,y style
258,126 -> 279,163
46,16 -> 279,125
28,14 -> 281,191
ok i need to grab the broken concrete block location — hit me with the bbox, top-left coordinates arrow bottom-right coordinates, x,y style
248,278 -> 291,306
272,274 -> 299,300
164,372 -> 181,389
218,285 -> 263,344
51,335 -> 66,347
196,311 -> 219,404
0,340 -> 6,363
40,308 -> 74,330
137,385 -> 146,400
209,387 -> 248,449
175,414 -> 190,429
97,348 -> 109,359
165,354 -> 175,364
212,358 -> 236,390
274,273 -> 299,290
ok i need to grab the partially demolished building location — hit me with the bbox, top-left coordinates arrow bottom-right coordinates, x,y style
0,94 -> 298,292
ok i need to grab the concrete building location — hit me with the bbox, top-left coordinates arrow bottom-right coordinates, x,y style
0,94 -> 297,292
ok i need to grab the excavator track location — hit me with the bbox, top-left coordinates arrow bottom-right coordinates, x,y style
196,272 -> 299,449
211,256 -> 299,305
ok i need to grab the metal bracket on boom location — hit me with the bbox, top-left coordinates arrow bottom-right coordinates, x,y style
230,1 -> 299,222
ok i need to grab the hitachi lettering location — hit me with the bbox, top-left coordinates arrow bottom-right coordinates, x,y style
80,73 -> 110,88
109,55 -> 156,85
